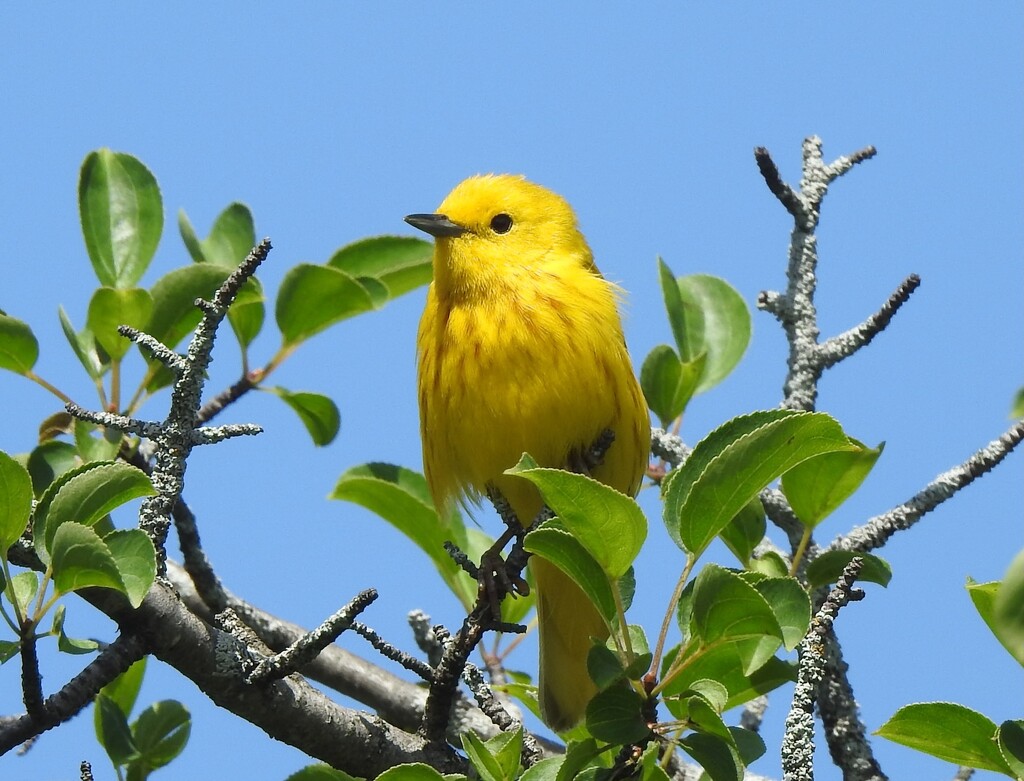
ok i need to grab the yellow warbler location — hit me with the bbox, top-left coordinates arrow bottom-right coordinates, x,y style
407,174 -> 650,731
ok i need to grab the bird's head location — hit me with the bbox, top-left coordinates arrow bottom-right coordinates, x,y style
406,174 -> 594,300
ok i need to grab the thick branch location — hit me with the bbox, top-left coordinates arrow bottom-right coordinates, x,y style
86,580 -> 465,777
782,558 -> 867,781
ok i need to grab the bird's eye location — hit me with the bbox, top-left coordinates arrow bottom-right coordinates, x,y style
490,213 -> 513,234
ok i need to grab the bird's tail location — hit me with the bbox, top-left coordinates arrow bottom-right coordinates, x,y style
532,556 -> 610,732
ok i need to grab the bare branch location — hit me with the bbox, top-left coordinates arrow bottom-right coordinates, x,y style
350,620 -> 434,682
0,633 -> 146,753
820,274 -> 922,370
755,146 -> 806,223
196,373 -> 257,424
831,418 -> 1024,554
117,325 -> 186,373
782,558 -> 868,781
815,629 -> 888,781
651,427 -> 690,469
755,136 -> 893,412
247,590 -> 379,685
132,239 -> 271,571
64,403 -> 162,439
82,579 -> 466,777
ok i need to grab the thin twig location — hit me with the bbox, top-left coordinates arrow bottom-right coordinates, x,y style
830,418 -> 1024,554
351,620 -> 435,682
196,374 -> 258,424
820,274 -> 922,370
247,589 -> 379,685
462,661 -> 544,767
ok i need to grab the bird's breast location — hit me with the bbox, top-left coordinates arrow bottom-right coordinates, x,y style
418,268 -> 646,512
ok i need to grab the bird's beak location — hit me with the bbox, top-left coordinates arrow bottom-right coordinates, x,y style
404,213 -> 466,238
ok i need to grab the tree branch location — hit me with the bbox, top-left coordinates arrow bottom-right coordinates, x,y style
830,418 -> 1024,554
0,633 -> 146,753
782,558 -> 868,781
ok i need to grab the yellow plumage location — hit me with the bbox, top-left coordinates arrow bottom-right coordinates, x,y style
408,174 -> 650,731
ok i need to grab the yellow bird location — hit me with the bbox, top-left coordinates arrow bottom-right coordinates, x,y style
407,174 -> 650,732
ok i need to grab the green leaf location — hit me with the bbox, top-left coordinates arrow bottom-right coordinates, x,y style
588,644 -> 626,690
276,263 -> 376,346
718,497 -> 766,567
691,565 -> 783,674
266,387 -> 340,447
555,738 -> 604,781
677,274 -> 751,394
99,657 -> 147,719
749,550 -> 789,578
59,306 -> 105,379
376,764 -> 449,781
26,440 -> 79,497
997,720 -> 1024,778
730,726 -> 767,766
524,525 -> 617,624
53,604 -> 100,654
639,745 -> 672,781
751,577 -> 810,651
658,258 -> 692,360
484,726 -> 523,781
967,578 -> 1001,634
585,685 -> 651,744
328,235 -> 434,300
79,149 -> 163,288
95,692 -> 138,765
51,522 -> 127,597
683,679 -> 729,714
876,702 -> 1008,773
0,313 -> 39,374
147,263 -> 232,349
227,276 -> 265,349
684,692 -> 734,741
994,550 -> 1024,666
36,461 -> 155,561
0,450 -> 33,551
519,757 -> 563,781
507,458 -> 646,580
74,420 -> 122,464
284,765 -> 363,781
178,209 -> 204,263
462,730 -> 506,781
622,624 -> 653,678
330,463 -> 488,614
1011,388 -> 1024,419
184,203 -> 255,268
0,640 -> 21,664
639,345 -> 704,427
618,567 -> 636,612
806,551 -> 892,589
86,287 -> 154,361
663,410 -> 856,556
105,530 -> 157,608
9,571 -> 40,614
678,732 -> 743,781
131,700 -> 191,769
781,440 -> 884,528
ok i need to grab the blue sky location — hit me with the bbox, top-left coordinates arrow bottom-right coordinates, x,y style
2,5 -> 1021,779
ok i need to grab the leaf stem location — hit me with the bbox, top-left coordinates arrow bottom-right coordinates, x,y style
648,553 -> 695,681
110,359 -> 121,412
24,371 -> 73,405
789,526 -> 813,576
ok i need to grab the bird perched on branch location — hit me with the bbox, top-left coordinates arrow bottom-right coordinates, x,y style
407,174 -> 650,731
